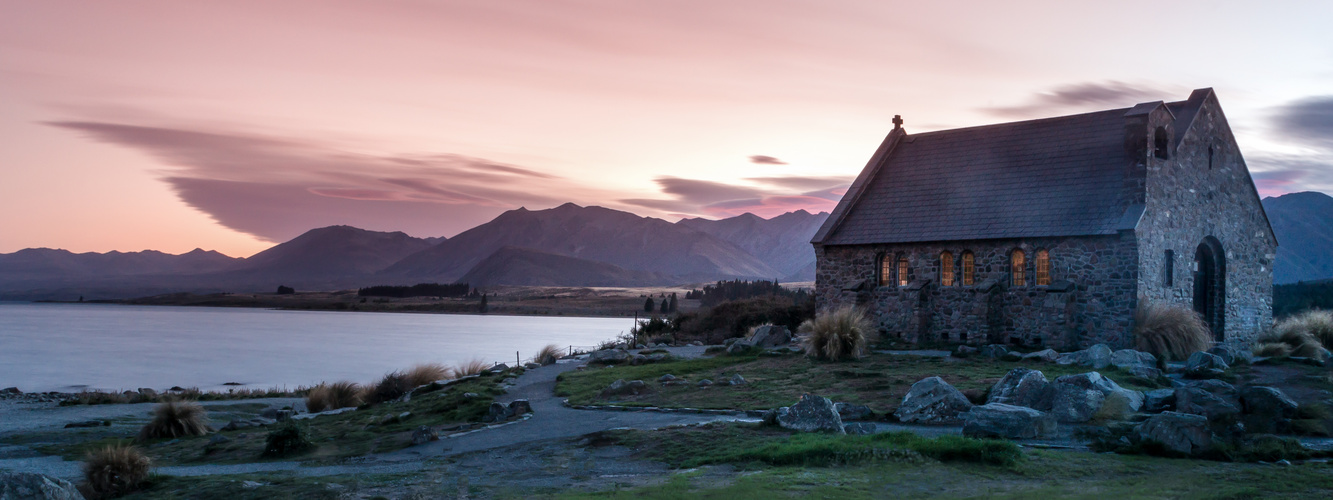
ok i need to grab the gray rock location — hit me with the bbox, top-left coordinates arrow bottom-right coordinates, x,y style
955,345 -> 978,357
726,340 -> 755,354
723,338 -> 740,347
0,387 -> 20,395
208,434 -> 231,445
1175,385 -> 1240,421
893,377 -> 974,424
843,422 -> 876,435
1144,389 -> 1176,413
1111,349 -> 1158,371
1209,345 -> 1253,365
834,402 -> 875,421
1122,365 -> 1164,380
0,472 -> 82,500
1055,350 -> 1087,366
1189,379 -> 1239,400
979,344 -> 1010,359
697,379 -> 713,387
411,425 -> 438,445
1021,349 -> 1059,363
1240,386 -> 1298,418
489,363 -> 510,372
483,402 -> 514,423
602,379 -> 651,397
629,354 -> 649,366
962,403 -> 1057,439
776,394 -> 845,433
1185,352 -> 1229,378
507,399 -> 533,415
1049,372 -> 1142,423
729,374 -> 747,386
1133,411 -> 1213,455
645,353 -> 670,363
524,362 -> 541,369
749,325 -> 792,348
658,374 -> 678,383
241,480 -> 264,489
987,368 -> 1053,410
1086,344 -> 1113,369
590,349 -> 632,364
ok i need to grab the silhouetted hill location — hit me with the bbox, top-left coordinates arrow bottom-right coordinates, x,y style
0,247 -> 240,281
383,203 -> 779,283
231,225 -> 439,280
1263,191 -> 1333,284
677,210 -> 828,281
459,247 -> 668,287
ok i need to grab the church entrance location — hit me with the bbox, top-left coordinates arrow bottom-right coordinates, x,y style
1193,237 -> 1226,341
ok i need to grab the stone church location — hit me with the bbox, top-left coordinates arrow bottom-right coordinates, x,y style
811,88 -> 1276,350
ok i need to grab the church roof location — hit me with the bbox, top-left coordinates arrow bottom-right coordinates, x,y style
812,92 -> 1209,246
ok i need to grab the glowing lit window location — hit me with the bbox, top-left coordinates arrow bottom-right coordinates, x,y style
897,256 -> 909,287
878,254 -> 892,287
940,251 -> 954,286
1011,250 -> 1026,286
962,251 -> 975,286
1035,249 -> 1051,286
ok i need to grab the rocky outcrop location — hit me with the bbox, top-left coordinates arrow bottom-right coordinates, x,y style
1048,372 -> 1142,423
1174,381 -> 1240,421
1133,412 -> 1213,455
962,403 -> 1057,440
775,394 -> 845,433
1021,349 -> 1059,363
749,325 -> 792,348
600,379 -> 651,397
1055,344 -> 1113,369
590,349 -> 632,364
894,377 -> 973,424
1240,386 -> 1298,418
1111,349 -> 1162,378
1185,352 -> 1229,378
987,368 -> 1052,410
411,425 -> 438,445
0,472 -> 82,500
1143,389 -> 1176,413
834,403 -> 875,421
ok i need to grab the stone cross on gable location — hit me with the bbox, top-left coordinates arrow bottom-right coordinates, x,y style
892,115 -> 903,130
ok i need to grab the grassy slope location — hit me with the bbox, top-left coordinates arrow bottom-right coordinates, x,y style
557,351 -> 1165,412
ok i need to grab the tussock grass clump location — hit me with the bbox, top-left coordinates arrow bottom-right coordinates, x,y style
536,344 -> 563,366
1277,310 -> 1333,348
81,443 -> 151,499
1256,319 -> 1328,362
404,363 -> 451,387
1133,300 -> 1212,361
137,400 -> 210,441
366,371 -> 411,405
454,359 -> 490,377
799,306 -> 876,361
262,420 -> 315,458
1253,342 -> 1294,358
305,381 -> 362,413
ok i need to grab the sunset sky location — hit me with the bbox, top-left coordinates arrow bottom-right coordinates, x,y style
2,1 -> 1331,257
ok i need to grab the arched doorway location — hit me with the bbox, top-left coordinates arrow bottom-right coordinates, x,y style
1193,237 -> 1226,341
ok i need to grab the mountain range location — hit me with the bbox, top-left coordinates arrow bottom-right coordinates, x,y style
0,205 -> 829,300
4,191 -> 1330,300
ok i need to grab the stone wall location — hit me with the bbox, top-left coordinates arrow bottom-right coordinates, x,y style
1135,94 -> 1276,346
814,234 -> 1140,350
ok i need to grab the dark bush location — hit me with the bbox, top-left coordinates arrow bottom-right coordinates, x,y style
262,421 -> 315,458
674,296 -> 816,344
367,371 -> 411,405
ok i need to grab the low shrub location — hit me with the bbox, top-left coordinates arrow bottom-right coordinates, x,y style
366,371 -> 411,405
535,344 -> 563,366
454,359 -> 490,377
262,420 -> 315,458
1253,342 -> 1293,358
81,443 -> 152,499
1277,309 -> 1333,348
305,381 -> 362,413
1133,300 -> 1212,361
673,296 -> 816,344
799,306 -> 876,361
1257,321 -> 1327,362
404,363 -> 451,387
137,400 -> 210,441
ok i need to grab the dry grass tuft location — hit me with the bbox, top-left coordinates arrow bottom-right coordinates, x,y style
536,344 -> 563,366
1275,310 -> 1333,349
455,358 -> 490,377
404,363 -> 452,387
1258,315 -> 1329,362
1253,342 -> 1294,358
81,443 -> 151,499
1132,300 -> 1212,361
305,381 -> 363,413
799,306 -> 877,361
137,400 -> 210,441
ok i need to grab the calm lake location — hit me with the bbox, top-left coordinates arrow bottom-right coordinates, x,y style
0,302 -> 631,393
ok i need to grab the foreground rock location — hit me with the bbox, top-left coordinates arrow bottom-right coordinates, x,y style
749,325 -> 792,348
1185,351 -> 1229,378
1111,349 -> 1162,379
987,368 -> 1052,410
0,472 -> 82,500
1240,386 -> 1299,433
1174,380 -> 1240,421
1133,411 -> 1213,455
411,425 -> 439,445
774,394 -> 845,433
1048,372 -> 1142,423
483,400 -> 535,423
835,402 -> 875,421
601,379 -> 651,398
962,403 -> 1057,439
894,377 -> 973,424
590,349 -> 632,364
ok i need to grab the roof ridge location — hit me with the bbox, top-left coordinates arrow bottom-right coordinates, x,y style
907,107 -> 1130,138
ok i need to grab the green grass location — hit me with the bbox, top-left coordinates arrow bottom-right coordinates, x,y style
556,351 -> 1163,412
120,472 -> 409,500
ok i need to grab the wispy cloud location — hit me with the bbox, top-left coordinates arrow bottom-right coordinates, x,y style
748,155 -> 787,165
47,121 -> 604,241
620,174 -> 848,218
1271,96 -> 1333,150
982,81 -> 1178,118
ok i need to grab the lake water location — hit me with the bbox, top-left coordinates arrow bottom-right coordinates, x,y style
0,302 -> 631,393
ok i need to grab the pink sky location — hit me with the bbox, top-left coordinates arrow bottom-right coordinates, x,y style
2,1 -> 1332,257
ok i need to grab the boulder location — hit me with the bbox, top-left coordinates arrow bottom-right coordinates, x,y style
1055,350 -> 1086,366
1133,411 -> 1213,455
1189,379 -> 1239,400
962,403 -> 1057,439
1174,385 -> 1240,421
697,379 -> 713,387
1111,349 -> 1158,371
726,341 -> 754,354
834,402 -> 875,421
749,325 -> 792,348
590,349 -> 632,364
411,425 -> 438,445
0,387 -> 20,395
776,394 -> 845,433
658,374 -> 678,383
507,399 -> 533,416
843,422 -> 876,435
1048,372 -> 1142,423
1086,344 -> 1113,369
1143,389 -> 1176,413
1021,349 -> 1059,363
1000,351 -> 1024,362
0,472 -> 82,500
893,377 -> 974,424
729,374 -> 748,386
987,368 -> 1053,410
1185,352 -> 1229,378
979,344 -> 1010,359
955,345 -> 978,357
1209,345 -> 1253,365
629,354 -> 649,366
1239,386 -> 1298,418
483,402 -> 514,423
601,379 -> 651,397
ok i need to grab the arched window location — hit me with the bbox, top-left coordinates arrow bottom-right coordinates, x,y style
897,255 -> 909,287
878,254 -> 892,287
940,251 -> 954,286
1011,249 -> 1026,286
961,251 -> 975,286
1154,126 -> 1169,159
1164,250 -> 1175,287
1035,249 -> 1051,286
